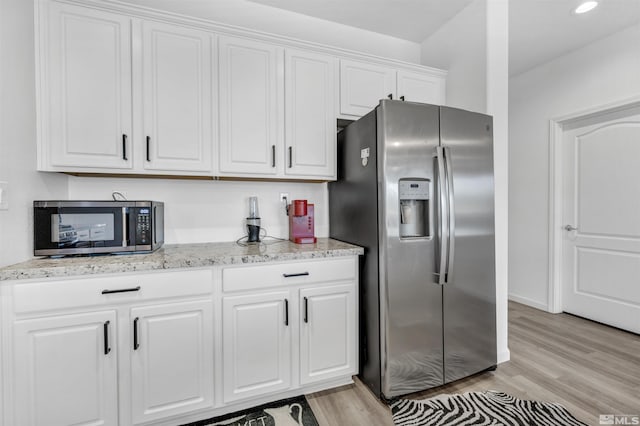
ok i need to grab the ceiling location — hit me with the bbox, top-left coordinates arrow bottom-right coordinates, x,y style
248,0 -> 640,76
118,0 -> 640,76
246,0 -> 474,43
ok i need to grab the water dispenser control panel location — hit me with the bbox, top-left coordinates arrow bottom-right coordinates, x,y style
399,180 -> 429,200
399,178 -> 430,239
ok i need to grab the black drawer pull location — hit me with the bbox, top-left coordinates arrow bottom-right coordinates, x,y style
146,136 -> 151,162
283,272 -> 309,278
101,286 -> 141,295
271,145 -> 276,167
133,317 -> 140,350
103,321 -> 111,355
122,134 -> 128,160
284,299 -> 289,326
303,297 -> 308,323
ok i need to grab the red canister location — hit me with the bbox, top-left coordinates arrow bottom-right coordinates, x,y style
292,199 -> 307,217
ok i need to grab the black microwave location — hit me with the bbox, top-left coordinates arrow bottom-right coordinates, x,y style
34,201 -> 164,256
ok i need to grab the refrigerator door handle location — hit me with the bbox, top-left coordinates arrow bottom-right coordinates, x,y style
435,147 -> 449,285
443,147 -> 455,284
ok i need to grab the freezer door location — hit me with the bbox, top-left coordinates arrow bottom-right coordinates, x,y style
439,107 -> 497,383
377,100 -> 444,398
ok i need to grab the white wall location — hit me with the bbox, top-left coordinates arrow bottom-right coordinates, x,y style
68,177 -> 328,243
509,24 -> 640,309
0,0 -> 68,268
420,0 -> 486,113
117,0 -> 421,63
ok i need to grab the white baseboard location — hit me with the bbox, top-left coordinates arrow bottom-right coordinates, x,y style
497,348 -> 511,364
508,293 -> 549,312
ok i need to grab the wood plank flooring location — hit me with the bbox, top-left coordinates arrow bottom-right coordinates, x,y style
306,301 -> 640,425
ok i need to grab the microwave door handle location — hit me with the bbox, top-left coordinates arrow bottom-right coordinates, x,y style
435,147 -> 449,285
122,207 -> 129,247
153,205 -> 157,245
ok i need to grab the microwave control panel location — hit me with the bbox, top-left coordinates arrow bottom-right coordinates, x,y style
136,208 -> 150,245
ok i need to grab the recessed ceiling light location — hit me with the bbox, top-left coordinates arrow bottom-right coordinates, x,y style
574,1 -> 598,14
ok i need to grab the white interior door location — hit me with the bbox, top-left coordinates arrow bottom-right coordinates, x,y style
562,109 -> 640,333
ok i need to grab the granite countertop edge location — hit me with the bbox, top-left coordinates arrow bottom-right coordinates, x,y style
0,238 -> 364,282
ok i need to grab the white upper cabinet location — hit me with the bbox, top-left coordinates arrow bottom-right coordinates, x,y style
41,2 -> 133,170
339,59 -> 446,118
37,2 -> 214,175
141,21 -> 213,173
218,36 -> 283,176
285,49 -> 337,179
339,59 -> 395,117
36,0 -> 446,180
397,70 -> 446,105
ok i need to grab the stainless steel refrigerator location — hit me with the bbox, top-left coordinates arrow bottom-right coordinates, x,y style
329,100 -> 496,400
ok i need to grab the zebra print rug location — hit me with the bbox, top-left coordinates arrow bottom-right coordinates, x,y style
391,390 -> 587,426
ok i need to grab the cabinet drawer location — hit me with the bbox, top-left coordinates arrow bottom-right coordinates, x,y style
222,257 -> 356,293
13,269 -> 213,314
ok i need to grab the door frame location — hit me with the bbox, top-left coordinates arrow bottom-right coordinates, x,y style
547,95 -> 640,313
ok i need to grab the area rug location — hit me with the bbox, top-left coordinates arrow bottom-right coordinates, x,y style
391,390 -> 587,426
180,395 -> 319,426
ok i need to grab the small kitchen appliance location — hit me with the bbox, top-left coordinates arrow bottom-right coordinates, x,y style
34,200 -> 164,256
246,196 -> 261,243
288,200 -> 316,244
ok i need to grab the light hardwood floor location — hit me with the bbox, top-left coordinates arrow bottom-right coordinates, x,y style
306,301 -> 640,425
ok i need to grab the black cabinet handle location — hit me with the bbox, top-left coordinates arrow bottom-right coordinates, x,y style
102,286 -> 141,295
400,95 -> 405,101
283,272 -> 309,278
122,134 -> 128,160
284,299 -> 289,326
103,321 -> 111,355
387,93 -> 393,100
288,146 -> 292,168
133,317 -> 140,350
146,136 -> 151,162
303,297 -> 308,323
271,145 -> 276,168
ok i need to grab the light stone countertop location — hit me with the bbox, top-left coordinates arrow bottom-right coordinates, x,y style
0,238 -> 363,281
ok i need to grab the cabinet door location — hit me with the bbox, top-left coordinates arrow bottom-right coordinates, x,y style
397,70 -> 446,105
222,291 -> 292,402
219,36 -> 283,176
299,283 -> 357,385
340,59 -> 395,117
13,311 -> 118,426
285,49 -> 337,178
130,300 -> 214,424
43,2 -> 132,170
142,21 -> 213,173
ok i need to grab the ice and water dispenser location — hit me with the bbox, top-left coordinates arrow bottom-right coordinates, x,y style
399,179 -> 430,238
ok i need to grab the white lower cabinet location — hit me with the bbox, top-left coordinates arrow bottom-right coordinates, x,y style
131,300 -> 214,424
220,257 -> 358,405
3,257 -> 358,426
222,291 -> 292,403
300,284 -> 356,385
13,310 -> 119,426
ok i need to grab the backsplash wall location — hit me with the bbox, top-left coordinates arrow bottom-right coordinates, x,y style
67,177 -> 329,244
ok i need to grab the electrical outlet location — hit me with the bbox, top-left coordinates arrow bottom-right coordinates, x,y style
279,193 -> 289,204
0,181 -> 8,210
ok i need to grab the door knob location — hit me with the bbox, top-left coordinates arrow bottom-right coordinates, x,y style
564,225 -> 578,231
